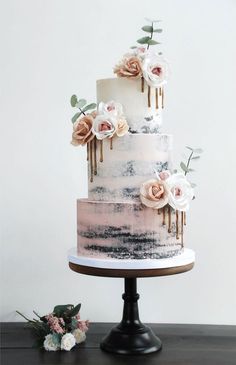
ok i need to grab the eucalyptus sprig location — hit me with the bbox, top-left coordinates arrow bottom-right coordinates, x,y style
180,146 -> 203,187
131,18 -> 162,50
70,94 -> 96,124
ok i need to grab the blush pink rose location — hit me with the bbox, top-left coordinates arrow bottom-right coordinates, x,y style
140,179 -> 169,209
71,114 -> 95,146
114,56 -> 143,79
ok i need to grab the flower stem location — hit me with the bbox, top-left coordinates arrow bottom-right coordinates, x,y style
79,107 -> 86,116
185,151 -> 193,176
16,310 -> 32,322
147,22 -> 153,50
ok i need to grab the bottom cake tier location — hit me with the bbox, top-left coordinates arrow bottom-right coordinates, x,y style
77,199 -> 184,260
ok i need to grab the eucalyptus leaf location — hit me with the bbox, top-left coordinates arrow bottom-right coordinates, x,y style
67,303 -> 81,318
70,318 -> 78,330
70,95 -> 78,107
82,103 -> 97,112
186,146 -> 193,151
191,182 -> 197,188
173,169 -> 178,173
71,112 -> 82,124
153,28 -> 163,33
77,99 -> 87,109
158,52 -> 163,55
193,148 -> 203,154
188,168 -> 195,172
145,18 -> 162,23
191,156 -> 200,160
147,39 -> 160,45
52,333 -> 61,346
53,304 -> 74,317
130,46 -> 137,49
142,25 -> 153,33
137,36 -> 150,44
180,161 -> 188,172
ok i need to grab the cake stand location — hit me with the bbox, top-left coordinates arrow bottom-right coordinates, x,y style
68,248 -> 195,355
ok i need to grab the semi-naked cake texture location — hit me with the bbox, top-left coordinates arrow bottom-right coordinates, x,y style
97,78 -> 162,133
76,77 -> 185,260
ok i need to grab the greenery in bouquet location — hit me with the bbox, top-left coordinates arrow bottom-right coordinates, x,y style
16,303 -> 89,351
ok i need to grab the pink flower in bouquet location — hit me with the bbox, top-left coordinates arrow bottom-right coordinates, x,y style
158,170 -> 171,181
46,314 -> 65,334
77,320 -> 89,333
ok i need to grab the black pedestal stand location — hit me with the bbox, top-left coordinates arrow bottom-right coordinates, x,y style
100,278 -> 162,355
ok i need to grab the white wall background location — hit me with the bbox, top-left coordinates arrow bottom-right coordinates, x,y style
1,0 -> 236,325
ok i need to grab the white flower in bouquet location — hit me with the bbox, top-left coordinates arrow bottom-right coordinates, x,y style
72,328 -> 86,344
98,101 -> 123,118
92,114 -> 117,140
166,173 -> 194,211
142,53 -> 169,88
61,333 -> 76,351
43,334 -> 59,351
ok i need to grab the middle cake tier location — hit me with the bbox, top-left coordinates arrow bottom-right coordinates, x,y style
88,133 -> 173,202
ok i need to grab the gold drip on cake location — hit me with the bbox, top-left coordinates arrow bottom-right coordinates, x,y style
168,206 -> 171,233
159,87 -> 162,96
148,85 -> 151,107
157,209 -> 161,215
99,140 -> 103,162
110,137 -> 113,150
155,88 -> 159,109
93,138 -> 97,175
183,212 -> 186,225
181,211 -> 184,247
176,210 -> 179,239
162,206 -> 166,225
141,77 -> 144,93
89,141 -> 93,182
87,143 -> 89,161
162,87 -> 164,109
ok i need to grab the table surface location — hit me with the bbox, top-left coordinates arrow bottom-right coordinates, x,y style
1,322 -> 236,365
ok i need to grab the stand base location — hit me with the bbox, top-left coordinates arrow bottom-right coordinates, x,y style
100,323 -> 162,355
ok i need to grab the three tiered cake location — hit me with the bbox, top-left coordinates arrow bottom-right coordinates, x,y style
70,22 -> 199,266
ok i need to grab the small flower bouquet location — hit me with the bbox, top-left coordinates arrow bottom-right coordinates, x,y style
17,303 -> 89,351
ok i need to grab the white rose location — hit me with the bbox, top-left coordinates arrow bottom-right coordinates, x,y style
92,114 -> 117,140
72,329 -> 86,344
98,101 -> 123,118
43,334 -> 59,352
166,173 -> 194,211
142,53 -> 169,88
116,117 -> 129,137
60,333 -> 76,351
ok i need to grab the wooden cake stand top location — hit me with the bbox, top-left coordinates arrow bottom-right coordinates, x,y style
68,248 -> 195,278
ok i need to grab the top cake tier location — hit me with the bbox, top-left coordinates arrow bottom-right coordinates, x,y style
97,78 -> 164,134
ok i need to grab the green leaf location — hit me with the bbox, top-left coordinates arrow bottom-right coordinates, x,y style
180,161 -> 188,173
137,36 -> 150,44
153,28 -> 163,33
147,39 -> 160,45
70,318 -> 78,331
173,169 -> 178,173
191,156 -> 200,160
52,333 -> 61,346
67,303 -> 81,318
77,99 -> 87,109
130,46 -> 137,49
145,18 -> 162,23
142,25 -> 153,33
71,112 -> 82,124
188,168 -> 195,172
53,304 -> 74,317
193,148 -> 203,154
70,95 -> 78,107
82,103 -> 97,112
191,182 -> 197,188
186,146 -> 193,151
